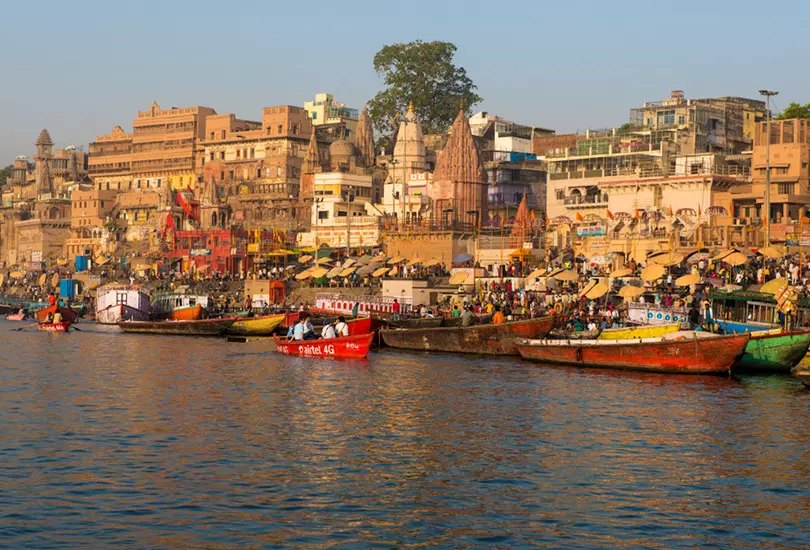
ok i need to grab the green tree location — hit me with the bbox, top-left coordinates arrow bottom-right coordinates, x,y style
0,164 -> 12,187
776,102 -> 810,120
368,40 -> 482,137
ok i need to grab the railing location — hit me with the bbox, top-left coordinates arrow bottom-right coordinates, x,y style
563,195 -> 608,206
550,164 -> 750,181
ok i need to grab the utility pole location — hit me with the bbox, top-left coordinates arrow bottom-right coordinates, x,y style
345,187 -> 354,259
402,109 -> 408,228
760,89 -> 778,246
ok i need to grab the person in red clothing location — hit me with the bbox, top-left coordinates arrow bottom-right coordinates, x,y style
48,293 -> 56,307
392,298 -> 401,320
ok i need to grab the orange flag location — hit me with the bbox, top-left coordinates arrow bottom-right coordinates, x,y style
530,210 -> 536,220
545,214 -> 550,227
606,209 -> 614,219
634,208 -> 640,219
668,205 -> 674,217
576,212 -> 584,222
698,203 -> 702,216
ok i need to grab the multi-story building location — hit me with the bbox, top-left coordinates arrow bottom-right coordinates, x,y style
729,118 -> 810,242
469,111 -> 553,221
201,105 -> 317,232
89,102 -> 216,193
304,93 -> 358,139
629,90 -> 766,155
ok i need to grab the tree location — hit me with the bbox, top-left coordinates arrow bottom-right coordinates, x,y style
0,164 -> 12,187
776,102 -> 810,120
368,40 -> 482,137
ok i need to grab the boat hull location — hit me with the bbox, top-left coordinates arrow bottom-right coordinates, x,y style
152,304 -> 206,321
712,319 -> 773,333
38,322 -> 71,333
515,332 -> 749,375
118,317 -> 236,336
274,333 -> 374,359
380,316 -> 554,356
228,314 -> 285,336
5,313 -> 26,321
35,305 -> 78,324
737,330 -> 810,374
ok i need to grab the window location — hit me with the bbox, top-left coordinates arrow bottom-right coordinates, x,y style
236,149 -> 241,159
250,148 -> 255,159
220,152 -> 225,160
210,152 -> 214,161
778,182 -> 795,194
228,170 -> 234,180
209,132 -> 214,140
555,189 -> 565,200
678,115 -> 685,124
277,124 -> 283,134
221,130 -> 226,139
312,112 -> 317,120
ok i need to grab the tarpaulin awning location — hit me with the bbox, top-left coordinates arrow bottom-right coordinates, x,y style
453,253 -> 474,263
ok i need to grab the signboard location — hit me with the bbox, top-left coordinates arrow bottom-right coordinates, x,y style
576,225 -> 607,237
247,243 -> 260,253
190,248 -> 212,256
31,251 -> 42,263
786,233 -> 810,246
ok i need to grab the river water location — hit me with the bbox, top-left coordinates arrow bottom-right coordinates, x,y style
2,321 -> 810,549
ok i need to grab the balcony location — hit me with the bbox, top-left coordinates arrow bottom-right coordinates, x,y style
563,194 -> 608,208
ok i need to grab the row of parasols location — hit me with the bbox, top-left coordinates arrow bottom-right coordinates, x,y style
0,272 -> 61,288
293,253 -> 447,281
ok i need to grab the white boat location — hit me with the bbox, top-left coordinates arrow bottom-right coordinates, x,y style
150,292 -> 209,321
96,285 -> 151,324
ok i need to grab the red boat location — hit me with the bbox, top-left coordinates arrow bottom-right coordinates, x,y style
515,331 -> 750,375
38,322 -> 72,333
274,333 -> 375,359
35,305 -> 78,324
279,312 -> 300,330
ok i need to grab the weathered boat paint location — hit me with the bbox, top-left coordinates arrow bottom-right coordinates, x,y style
380,316 -> 554,356
515,332 -> 750,375
228,314 -> 286,336
736,329 -> 810,374
274,333 -> 374,359
118,317 -> 237,336
597,323 -> 680,340
712,319 -> 773,333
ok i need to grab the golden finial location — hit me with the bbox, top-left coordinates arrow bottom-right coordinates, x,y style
407,100 -> 414,114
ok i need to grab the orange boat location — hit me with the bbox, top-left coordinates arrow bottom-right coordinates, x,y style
515,331 -> 750,375
274,333 -> 374,359
150,293 -> 208,321
38,322 -> 72,333
35,305 -> 78,333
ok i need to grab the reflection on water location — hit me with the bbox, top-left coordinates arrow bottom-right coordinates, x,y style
1,321 -> 809,548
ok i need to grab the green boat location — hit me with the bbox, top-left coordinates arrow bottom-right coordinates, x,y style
736,329 -> 810,374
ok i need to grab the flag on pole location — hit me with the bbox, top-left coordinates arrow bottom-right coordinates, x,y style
698,203 -> 702,217
606,209 -> 614,219
530,210 -> 536,220
575,212 -> 584,222
545,214 -> 550,228
668,205 -> 674,217
634,208 -> 640,219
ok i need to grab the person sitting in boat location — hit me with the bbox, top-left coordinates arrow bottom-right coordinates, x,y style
461,306 -> 478,327
301,314 -> 318,340
43,311 -> 54,324
334,316 -> 349,337
53,310 -> 63,324
321,320 -> 337,339
292,319 -> 305,341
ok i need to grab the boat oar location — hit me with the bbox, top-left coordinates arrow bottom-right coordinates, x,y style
70,325 -> 82,332
10,322 -> 39,331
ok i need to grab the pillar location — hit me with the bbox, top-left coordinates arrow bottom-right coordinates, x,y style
783,203 -> 789,223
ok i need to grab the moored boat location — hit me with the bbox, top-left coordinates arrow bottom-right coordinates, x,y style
515,331 -> 750,375
736,329 -> 810,374
5,311 -> 26,321
150,293 -> 209,321
118,316 -> 237,336
384,316 -> 444,330
273,333 -> 375,359
35,305 -> 78,324
96,284 -> 151,324
228,314 -> 286,336
380,316 -> 555,356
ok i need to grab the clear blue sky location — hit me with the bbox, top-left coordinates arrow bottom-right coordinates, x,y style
1,0 -> 807,162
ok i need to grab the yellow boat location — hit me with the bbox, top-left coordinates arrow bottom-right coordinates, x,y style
228,314 -> 285,336
597,322 -> 681,340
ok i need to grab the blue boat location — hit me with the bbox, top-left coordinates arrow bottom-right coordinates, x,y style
712,319 -> 773,334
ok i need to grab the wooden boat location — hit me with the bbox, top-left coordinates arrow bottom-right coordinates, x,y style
35,305 -> 78,324
96,284 -> 150,324
712,319 -> 773,333
228,314 -> 286,336
38,321 -> 72,333
274,333 -> 375,359
380,316 -> 555,356
515,331 -> 750,375
795,369 -> 810,388
385,316 -> 443,329
598,323 -> 680,340
5,312 -> 26,321
118,316 -> 237,336
279,312 -> 300,329
736,329 -> 810,374
441,313 -> 492,327
150,293 -> 208,321
548,328 -> 601,340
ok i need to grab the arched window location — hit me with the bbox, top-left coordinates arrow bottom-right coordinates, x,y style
212,212 -> 217,227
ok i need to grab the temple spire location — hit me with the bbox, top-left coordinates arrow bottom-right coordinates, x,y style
355,105 -> 375,169
304,129 -> 321,173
